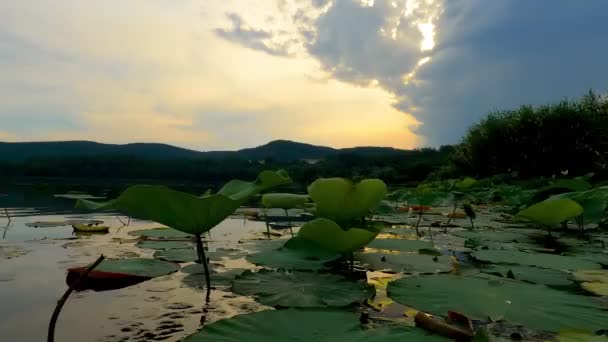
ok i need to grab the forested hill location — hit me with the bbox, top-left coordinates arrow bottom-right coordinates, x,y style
0,140 -> 424,162
0,140 -> 453,184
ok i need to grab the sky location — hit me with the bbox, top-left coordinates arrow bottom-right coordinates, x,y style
1,0 -> 608,151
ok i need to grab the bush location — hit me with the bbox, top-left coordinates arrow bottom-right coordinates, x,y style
449,90 -> 608,178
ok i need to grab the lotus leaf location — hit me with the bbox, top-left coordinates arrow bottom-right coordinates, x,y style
356,252 -> 452,274
136,241 -> 192,250
572,270 -> 608,296
481,264 -> 572,286
247,237 -> 340,270
128,227 -> 192,239
92,258 -> 179,278
387,274 -> 608,332
297,218 -> 380,254
262,193 -> 309,209
558,330 -> 608,341
76,170 -> 292,235
517,198 -> 583,227
472,250 -> 601,270
307,178 -> 387,224
182,309 -> 446,342
455,177 -> 477,191
231,269 -> 374,307
183,268 -> 246,288
154,248 -> 197,263
367,238 -> 433,252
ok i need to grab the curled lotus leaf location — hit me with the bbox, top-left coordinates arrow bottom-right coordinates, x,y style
76,170 -> 292,235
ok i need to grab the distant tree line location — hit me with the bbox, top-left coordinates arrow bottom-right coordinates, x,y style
0,148 -> 453,186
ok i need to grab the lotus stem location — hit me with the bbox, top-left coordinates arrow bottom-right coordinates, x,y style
48,254 -> 105,342
285,209 -> 293,237
469,217 -> 475,230
195,233 -> 212,302
4,208 -> 10,224
349,253 -> 354,273
415,211 -> 423,239
446,201 -> 457,228
428,224 -> 434,244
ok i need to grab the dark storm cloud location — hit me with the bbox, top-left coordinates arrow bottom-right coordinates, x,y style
399,0 -> 608,144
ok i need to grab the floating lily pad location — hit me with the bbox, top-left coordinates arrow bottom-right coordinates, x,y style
580,282 -> 608,296
182,268 -> 245,288
387,274 -> 608,332
182,309 -> 445,341
356,252 -> 452,274
208,248 -> 249,260
558,330 -> 608,341
573,270 -> 608,296
472,250 -> 601,271
452,230 -> 533,243
481,264 -> 572,286
25,219 -> 104,228
231,269 -> 374,308
67,258 -> 179,291
136,241 -> 193,250
367,238 -> 432,252
153,248 -> 197,263
0,245 -> 29,260
128,227 -> 193,239
247,237 -> 340,271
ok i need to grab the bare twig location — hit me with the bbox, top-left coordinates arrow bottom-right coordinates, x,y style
48,254 -> 105,342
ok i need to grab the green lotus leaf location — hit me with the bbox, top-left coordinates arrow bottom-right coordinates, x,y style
481,264 -> 573,286
128,227 -> 193,239
406,190 -> 449,207
516,198 -> 583,227
472,250 -> 601,271
231,269 -> 374,308
261,193 -> 309,209
183,309 -> 446,342
136,241 -> 193,250
572,270 -> 608,296
367,238 -> 433,252
551,188 -> 608,224
455,177 -> 477,191
387,274 -> 608,332
356,252 -> 452,274
153,248 -> 197,263
558,330 -> 608,342
297,218 -> 380,254
76,170 -> 292,235
182,268 -> 246,288
307,178 -> 387,224
93,258 -> 180,278
246,237 -> 340,271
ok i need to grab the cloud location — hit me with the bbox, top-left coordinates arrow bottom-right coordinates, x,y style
214,12 -> 294,56
399,0 -> 608,144
219,0 -> 608,146
0,0 -> 420,150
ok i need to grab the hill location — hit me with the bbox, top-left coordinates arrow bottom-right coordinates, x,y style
0,140 -> 410,162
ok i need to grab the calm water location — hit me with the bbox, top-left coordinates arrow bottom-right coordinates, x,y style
0,187 -> 279,341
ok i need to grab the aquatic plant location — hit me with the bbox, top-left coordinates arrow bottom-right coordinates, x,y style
516,197 -> 583,236
75,169 -> 291,299
261,193 -> 309,237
